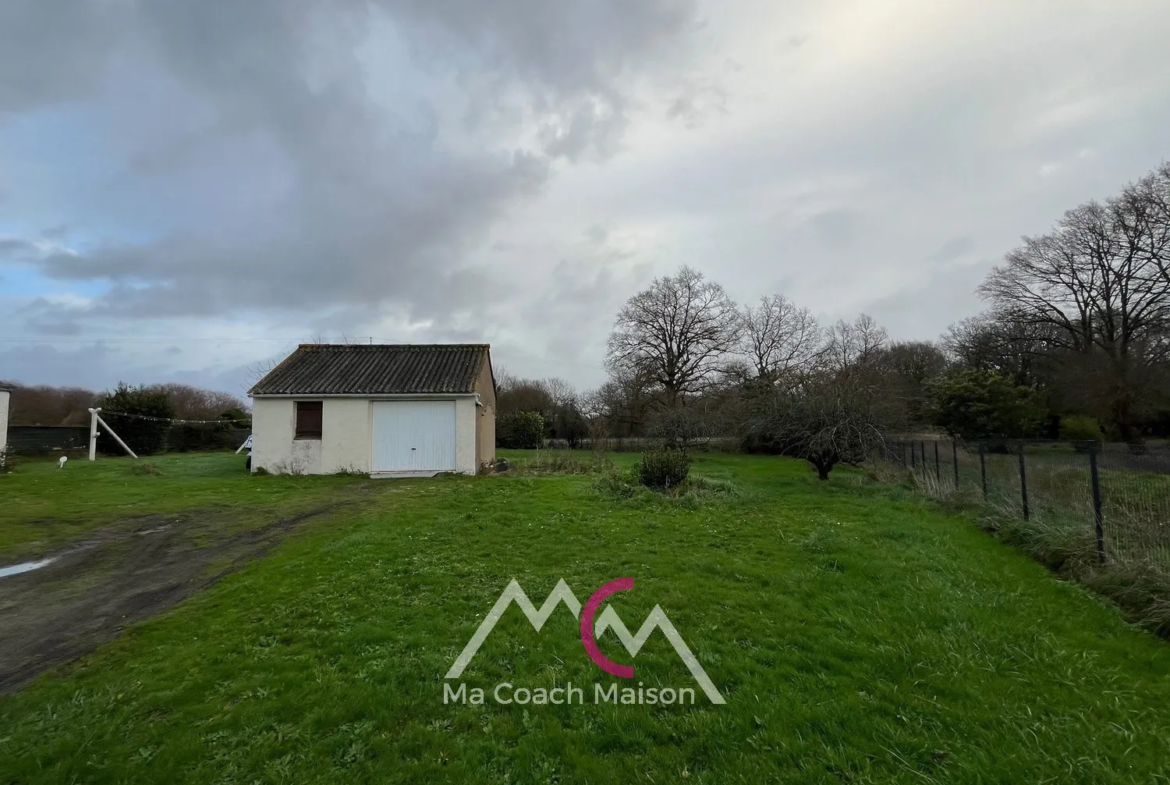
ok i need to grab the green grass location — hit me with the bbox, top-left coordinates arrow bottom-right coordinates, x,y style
2,452 -> 1170,783
0,452 -> 365,560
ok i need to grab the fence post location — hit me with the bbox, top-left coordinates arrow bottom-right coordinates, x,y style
934,440 -> 941,482
921,441 -> 927,472
952,440 -> 959,488
1089,445 -> 1105,564
1018,445 -> 1030,521
979,445 -> 987,500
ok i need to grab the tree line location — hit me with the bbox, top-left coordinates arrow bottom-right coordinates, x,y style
499,162 -> 1170,476
2,382 -> 249,426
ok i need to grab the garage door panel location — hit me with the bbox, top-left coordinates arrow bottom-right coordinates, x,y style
372,401 -> 456,472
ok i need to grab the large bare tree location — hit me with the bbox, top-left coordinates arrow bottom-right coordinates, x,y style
942,313 -> 1057,388
740,294 -> 820,383
606,266 -> 741,407
979,196 -> 1170,437
1117,161 -> 1170,290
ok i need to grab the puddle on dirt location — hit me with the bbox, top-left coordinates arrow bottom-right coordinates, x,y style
0,558 -> 56,579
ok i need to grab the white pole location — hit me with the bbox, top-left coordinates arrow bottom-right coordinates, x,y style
88,407 -> 100,461
95,413 -> 138,459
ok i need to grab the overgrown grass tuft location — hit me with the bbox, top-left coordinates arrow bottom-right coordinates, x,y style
507,449 -> 611,476
127,462 -> 162,476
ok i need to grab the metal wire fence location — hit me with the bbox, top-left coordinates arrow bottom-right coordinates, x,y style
885,438 -> 1170,571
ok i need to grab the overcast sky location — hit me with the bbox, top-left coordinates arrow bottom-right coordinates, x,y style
2,0 -> 1169,397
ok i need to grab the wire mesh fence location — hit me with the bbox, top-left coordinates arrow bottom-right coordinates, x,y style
885,438 -> 1170,572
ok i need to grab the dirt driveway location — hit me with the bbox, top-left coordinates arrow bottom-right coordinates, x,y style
0,505 -> 336,695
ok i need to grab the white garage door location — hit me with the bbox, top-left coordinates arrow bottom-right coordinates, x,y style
371,400 -> 457,472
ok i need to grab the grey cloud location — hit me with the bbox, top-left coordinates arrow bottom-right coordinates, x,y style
863,260 -> 992,341
927,237 -> 975,264
0,0 -> 120,112
0,238 -> 36,258
6,0 -> 699,328
0,343 -> 260,396
805,208 -> 864,249
665,82 -> 728,129
539,94 -> 630,160
25,319 -> 83,337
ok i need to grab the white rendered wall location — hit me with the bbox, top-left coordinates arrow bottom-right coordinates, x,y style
252,396 -> 474,476
251,398 -> 320,475
0,390 -> 9,458
321,398 -> 371,473
454,396 -> 477,475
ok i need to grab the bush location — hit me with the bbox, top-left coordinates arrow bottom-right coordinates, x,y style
166,423 -> 242,452
1059,415 -> 1102,449
925,369 -> 1045,441
497,411 -> 545,449
638,448 -> 691,490
593,467 -> 638,499
98,383 -> 174,456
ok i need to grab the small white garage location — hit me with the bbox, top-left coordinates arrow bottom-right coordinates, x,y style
248,344 -> 495,477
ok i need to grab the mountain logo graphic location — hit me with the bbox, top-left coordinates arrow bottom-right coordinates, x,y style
445,578 -> 725,704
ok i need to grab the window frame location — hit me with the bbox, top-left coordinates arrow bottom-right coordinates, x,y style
294,400 -> 323,440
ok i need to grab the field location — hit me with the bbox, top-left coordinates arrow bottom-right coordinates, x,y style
2,451 -> 1170,783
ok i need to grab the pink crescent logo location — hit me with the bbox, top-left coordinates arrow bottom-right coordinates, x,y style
579,577 -> 635,678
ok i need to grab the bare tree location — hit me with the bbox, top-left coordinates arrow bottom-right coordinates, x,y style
942,313 -> 1056,388
740,294 -> 820,383
7,384 -> 97,425
870,341 -> 949,426
606,266 -> 741,407
745,372 -> 896,480
148,383 -> 246,420
1117,161 -> 1170,289
588,367 -> 657,437
823,313 -> 888,372
979,197 -> 1170,437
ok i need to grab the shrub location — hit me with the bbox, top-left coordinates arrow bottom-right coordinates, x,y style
638,448 -> 691,490
925,369 -> 1045,441
98,382 -> 174,456
593,467 -> 638,499
1059,416 -> 1102,449
497,411 -> 545,449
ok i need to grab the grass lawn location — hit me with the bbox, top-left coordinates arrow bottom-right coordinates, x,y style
1,451 -> 1169,783
0,452 -> 365,560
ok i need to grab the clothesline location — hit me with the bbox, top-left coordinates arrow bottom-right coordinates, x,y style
98,410 -> 252,426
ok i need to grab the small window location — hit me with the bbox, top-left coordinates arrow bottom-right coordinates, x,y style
295,401 -> 323,439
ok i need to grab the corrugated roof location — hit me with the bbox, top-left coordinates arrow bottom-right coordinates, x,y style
249,344 -> 491,396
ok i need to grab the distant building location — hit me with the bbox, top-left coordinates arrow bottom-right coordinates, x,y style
248,344 -> 495,477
